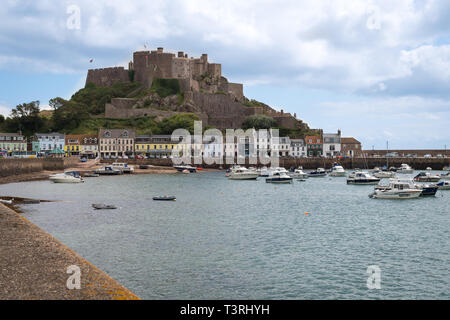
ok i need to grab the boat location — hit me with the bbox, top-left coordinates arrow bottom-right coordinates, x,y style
443,166 -> 450,171
0,198 -> 14,204
94,166 -> 123,175
266,170 -> 293,184
440,172 -> 450,180
153,196 -> 176,201
174,165 -> 197,173
258,166 -> 270,177
92,203 -> 117,210
49,171 -> 84,183
372,168 -> 396,179
382,178 -> 438,196
111,162 -> 134,174
413,172 -> 441,183
308,168 -> 327,177
290,167 -> 309,179
139,165 -> 149,169
437,181 -> 450,190
329,164 -> 346,177
369,181 -> 422,199
426,167 -> 432,171
228,166 -> 258,180
347,171 -> 380,185
84,173 -> 99,177
397,163 -> 414,174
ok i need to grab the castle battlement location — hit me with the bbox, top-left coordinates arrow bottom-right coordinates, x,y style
85,46 -> 242,99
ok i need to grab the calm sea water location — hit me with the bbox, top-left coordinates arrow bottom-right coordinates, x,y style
1,171 -> 449,299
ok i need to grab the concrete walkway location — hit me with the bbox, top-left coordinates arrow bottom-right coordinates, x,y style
0,204 -> 139,300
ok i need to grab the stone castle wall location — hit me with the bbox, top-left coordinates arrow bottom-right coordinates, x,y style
86,67 -> 129,87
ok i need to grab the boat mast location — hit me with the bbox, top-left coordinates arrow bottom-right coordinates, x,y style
386,141 -> 389,169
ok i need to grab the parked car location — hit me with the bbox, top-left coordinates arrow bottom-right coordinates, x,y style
424,154 -> 432,158
436,154 -> 443,158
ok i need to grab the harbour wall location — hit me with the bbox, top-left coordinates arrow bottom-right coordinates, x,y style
102,157 -> 450,170
0,158 -> 80,178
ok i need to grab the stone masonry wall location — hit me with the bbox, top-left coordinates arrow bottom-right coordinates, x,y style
86,67 -> 129,87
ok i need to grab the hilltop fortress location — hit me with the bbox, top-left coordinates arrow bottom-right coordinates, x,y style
86,47 -> 309,130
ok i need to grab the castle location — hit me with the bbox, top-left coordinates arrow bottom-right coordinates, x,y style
85,47 -> 308,130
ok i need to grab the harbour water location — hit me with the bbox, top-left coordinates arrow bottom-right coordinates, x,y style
1,171 -> 449,299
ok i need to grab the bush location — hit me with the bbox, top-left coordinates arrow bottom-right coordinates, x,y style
150,78 -> 181,98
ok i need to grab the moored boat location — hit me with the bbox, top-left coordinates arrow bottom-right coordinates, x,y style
413,172 -> 441,183
437,181 -> 450,190
369,180 -> 422,199
111,162 -> 134,173
266,170 -> 293,184
95,166 -> 123,175
174,165 -> 197,173
290,167 -> 309,179
373,169 -> 396,179
153,196 -> 177,201
49,171 -> 84,183
228,166 -> 258,180
92,203 -> 117,210
329,164 -> 346,177
397,163 -> 414,174
440,172 -> 450,180
308,168 -> 327,177
347,171 -> 380,185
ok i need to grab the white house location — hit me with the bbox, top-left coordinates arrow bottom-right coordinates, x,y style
323,130 -> 341,158
34,133 -> 65,155
290,139 -> 307,158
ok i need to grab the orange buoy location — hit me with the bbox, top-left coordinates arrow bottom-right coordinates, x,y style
305,212 -> 309,215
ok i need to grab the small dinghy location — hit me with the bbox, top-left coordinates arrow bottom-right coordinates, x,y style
0,198 -> 14,205
92,203 -> 117,210
153,196 -> 176,201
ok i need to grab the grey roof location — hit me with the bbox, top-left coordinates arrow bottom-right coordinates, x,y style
35,132 -> 65,138
99,129 -> 136,139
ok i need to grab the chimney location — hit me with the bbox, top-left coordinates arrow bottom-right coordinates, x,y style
338,129 -> 341,136
178,51 -> 184,58
157,47 -> 163,53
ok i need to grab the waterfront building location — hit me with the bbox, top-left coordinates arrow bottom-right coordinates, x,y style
341,137 -> 362,158
65,135 -> 81,157
135,135 -> 182,158
0,133 -> 27,154
305,135 -> 323,157
99,129 -> 136,158
34,133 -> 65,156
80,135 -> 99,158
323,130 -> 341,158
290,139 -> 307,158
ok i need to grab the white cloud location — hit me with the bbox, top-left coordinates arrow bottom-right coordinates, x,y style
0,103 -> 11,118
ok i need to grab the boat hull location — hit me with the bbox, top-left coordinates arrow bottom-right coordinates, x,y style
372,191 -> 421,199
229,174 -> 258,180
266,178 -> 293,184
347,179 -> 380,185
329,172 -> 346,177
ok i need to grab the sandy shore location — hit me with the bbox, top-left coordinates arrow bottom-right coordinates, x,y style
0,203 -> 140,300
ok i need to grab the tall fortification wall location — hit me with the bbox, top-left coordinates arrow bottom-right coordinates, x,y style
85,67 -> 129,87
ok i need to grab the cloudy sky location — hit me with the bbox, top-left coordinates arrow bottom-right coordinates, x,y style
1,0 -> 450,149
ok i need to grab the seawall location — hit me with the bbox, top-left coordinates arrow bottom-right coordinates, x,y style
0,158 -> 79,178
102,157 -> 450,170
0,203 -> 139,300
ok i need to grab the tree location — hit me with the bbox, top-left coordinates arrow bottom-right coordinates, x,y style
10,101 -> 40,118
242,115 -> 277,130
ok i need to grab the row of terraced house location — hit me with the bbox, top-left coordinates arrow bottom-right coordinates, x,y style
0,129 -> 362,159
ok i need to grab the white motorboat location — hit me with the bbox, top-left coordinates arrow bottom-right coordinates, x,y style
329,164 -> 346,177
228,166 -> 258,180
266,170 -> 293,184
95,166 -> 123,175
378,178 -> 438,196
49,171 -> 84,183
258,166 -> 270,177
372,169 -> 396,179
308,168 -> 327,177
397,163 -> 414,174
369,181 -> 422,199
290,167 -> 309,180
437,181 -> 450,190
347,171 -> 380,185
426,167 -> 432,171
440,172 -> 450,180
111,162 -> 134,173
413,172 -> 441,183
174,165 -> 197,173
